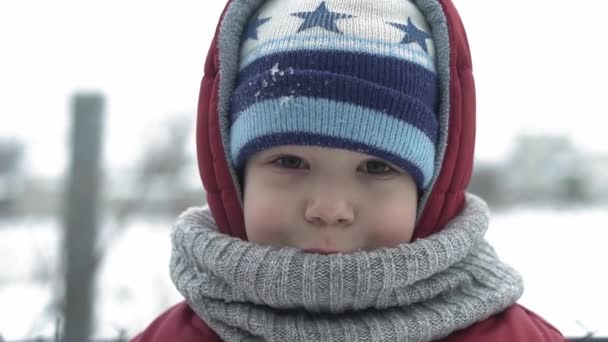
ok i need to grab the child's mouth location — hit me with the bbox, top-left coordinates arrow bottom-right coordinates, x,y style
301,248 -> 344,255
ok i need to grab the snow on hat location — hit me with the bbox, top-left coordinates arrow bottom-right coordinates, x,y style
229,0 -> 438,190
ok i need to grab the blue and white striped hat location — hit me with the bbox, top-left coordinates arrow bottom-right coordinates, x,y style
229,0 -> 438,190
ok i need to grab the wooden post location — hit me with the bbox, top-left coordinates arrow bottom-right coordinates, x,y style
62,93 -> 104,342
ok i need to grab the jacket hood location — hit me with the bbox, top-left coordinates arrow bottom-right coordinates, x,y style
195,0 -> 476,241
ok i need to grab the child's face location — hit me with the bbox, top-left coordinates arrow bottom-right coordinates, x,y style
242,145 -> 418,253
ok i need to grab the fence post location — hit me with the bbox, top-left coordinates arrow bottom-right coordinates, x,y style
62,93 -> 105,342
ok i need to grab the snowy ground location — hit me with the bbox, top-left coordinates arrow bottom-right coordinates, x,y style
1,205 -> 607,340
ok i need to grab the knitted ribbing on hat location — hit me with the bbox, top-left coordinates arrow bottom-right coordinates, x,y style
229,0 -> 439,190
170,194 -> 524,342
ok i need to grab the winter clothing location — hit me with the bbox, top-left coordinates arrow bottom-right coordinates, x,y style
170,194 -> 524,341
230,0 -> 438,190
132,0 -> 568,341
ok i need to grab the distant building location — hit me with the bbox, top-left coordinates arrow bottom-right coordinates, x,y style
503,135 -> 590,204
586,155 -> 608,203
468,161 -> 508,208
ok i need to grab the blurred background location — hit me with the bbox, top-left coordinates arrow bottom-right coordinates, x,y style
0,0 -> 606,340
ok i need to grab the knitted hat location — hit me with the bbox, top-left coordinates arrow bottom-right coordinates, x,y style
229,0 -> 438,190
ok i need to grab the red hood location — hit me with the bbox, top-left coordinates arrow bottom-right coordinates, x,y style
195,0 -> 476,241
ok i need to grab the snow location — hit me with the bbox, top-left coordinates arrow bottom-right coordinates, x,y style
269,63 -> 280,78
94,220 -> 181,337
1,205 -> 607,339
279,96 -> 293,106
487,205 -> 608,337
0,282 -> 54,338
0,217 -> 182,340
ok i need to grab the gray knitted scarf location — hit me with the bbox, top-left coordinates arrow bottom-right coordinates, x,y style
170,194 -> 524,341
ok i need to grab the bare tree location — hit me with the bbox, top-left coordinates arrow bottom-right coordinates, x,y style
97,114 -> 194,257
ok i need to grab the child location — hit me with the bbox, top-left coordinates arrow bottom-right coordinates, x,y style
133,0 -> 566,341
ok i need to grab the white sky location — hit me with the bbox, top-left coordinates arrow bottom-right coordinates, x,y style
1,0 -> 607,178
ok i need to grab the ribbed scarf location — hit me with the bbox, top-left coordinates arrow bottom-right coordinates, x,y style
170,194 -> 524,341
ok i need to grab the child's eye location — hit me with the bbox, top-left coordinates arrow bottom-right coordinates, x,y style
359,160 -> 395,175
272,155 -> 305,169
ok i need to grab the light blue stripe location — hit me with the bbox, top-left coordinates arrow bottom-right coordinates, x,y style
240,34 -> 436,73
230,97 -> 435,183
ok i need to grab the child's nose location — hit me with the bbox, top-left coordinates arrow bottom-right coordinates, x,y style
304,196 -> 355,227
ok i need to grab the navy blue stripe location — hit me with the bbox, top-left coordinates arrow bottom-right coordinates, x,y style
234,133 -> 427,190
238,50 -> 437,109
231,70 -> 438,143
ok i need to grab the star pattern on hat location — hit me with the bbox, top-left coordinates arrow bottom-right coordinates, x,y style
244,15 -> 271,40
291,1 -> 355,34
387,17 -> 432,53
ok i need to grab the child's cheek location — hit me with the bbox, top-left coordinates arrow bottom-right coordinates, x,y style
244,196 -> 290,246
370,220 -> 414,248
367,198 -> 417,247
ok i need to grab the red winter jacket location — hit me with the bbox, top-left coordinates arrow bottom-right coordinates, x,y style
133,0 -> 567,340
133,302 -> 565,342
